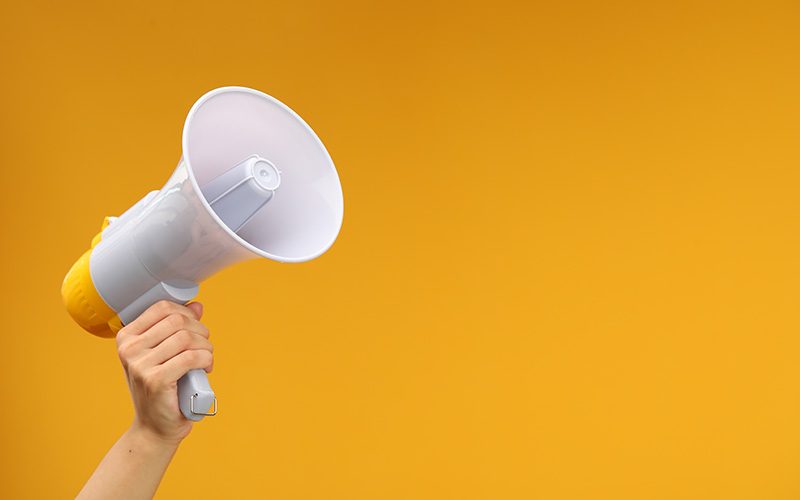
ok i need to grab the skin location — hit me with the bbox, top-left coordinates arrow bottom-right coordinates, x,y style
77,300 -> 214,500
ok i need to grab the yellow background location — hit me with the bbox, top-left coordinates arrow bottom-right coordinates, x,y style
2,0 -> 800,498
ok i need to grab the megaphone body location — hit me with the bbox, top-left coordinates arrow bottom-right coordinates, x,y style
62,87 -> 344,421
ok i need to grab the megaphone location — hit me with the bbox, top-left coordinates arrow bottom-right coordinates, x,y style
61,87 -> 344,421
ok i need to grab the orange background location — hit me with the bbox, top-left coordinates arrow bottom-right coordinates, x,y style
2,1 -> 800,498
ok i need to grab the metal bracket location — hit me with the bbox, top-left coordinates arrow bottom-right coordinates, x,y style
190,393 -> 218,416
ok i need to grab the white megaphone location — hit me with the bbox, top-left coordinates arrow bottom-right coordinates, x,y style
62,87 -> 344,421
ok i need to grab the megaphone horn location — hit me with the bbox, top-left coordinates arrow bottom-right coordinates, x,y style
62,87 -> 344,421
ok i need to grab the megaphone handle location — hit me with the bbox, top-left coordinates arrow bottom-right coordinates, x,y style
116,281 -> 216,422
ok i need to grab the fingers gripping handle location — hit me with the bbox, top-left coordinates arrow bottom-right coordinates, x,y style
117,281 -> 216,422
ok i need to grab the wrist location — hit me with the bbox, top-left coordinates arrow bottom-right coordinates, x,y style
127,421 -> 183,453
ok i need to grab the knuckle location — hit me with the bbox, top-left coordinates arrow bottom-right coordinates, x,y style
175,330 -> 194,349
189,350 -> 203,364
199,350 -> 213,366
198,324 -> 210,338
117,341 -> 134,363
157,299 -> 174,310
176,313 -> 190,328
142,371 -> 162,392
185,349 -> 211,367
129,359 -> 146,381
188,323 -> 209,338
154,300 -> 171,314
166,313 -> 186,331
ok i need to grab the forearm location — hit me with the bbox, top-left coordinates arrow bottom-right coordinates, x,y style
77,424 -> 179,500
79,302 -> 209,499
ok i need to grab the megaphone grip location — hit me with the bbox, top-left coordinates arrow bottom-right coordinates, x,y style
116,281 -> 216,422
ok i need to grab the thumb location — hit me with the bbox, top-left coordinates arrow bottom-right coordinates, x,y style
186,301 -> 204,320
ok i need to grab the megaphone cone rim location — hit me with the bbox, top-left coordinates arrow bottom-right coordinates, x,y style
182,86 -> 344,263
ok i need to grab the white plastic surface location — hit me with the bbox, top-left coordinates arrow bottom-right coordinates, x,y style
184,87 -> 344,262
91,87 -> 344,310
91,159 -> 254,312
203,155 -> 277,233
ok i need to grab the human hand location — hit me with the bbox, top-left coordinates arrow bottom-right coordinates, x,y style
116,301 -> 213,445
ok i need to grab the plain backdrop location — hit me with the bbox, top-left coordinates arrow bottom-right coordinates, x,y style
2,1 -> 800,498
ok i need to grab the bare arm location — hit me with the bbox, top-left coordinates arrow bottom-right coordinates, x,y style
78,301 -> 213,500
